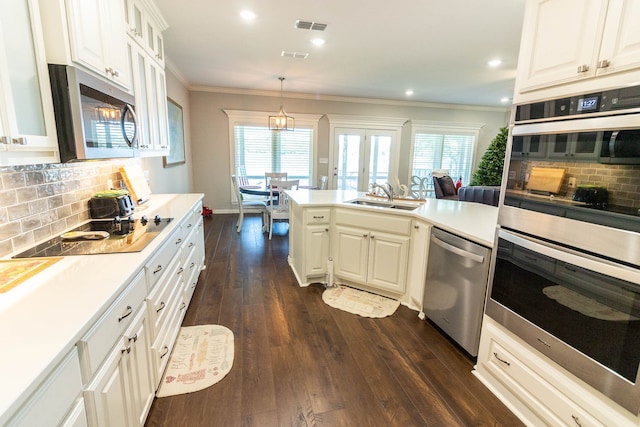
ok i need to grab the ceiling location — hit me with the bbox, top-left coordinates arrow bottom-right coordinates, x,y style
153,0 -> 526,108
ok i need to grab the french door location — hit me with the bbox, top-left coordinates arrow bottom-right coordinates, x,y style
333,128 -> 397,192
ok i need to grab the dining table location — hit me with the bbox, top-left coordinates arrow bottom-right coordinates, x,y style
239,184 -> 318,197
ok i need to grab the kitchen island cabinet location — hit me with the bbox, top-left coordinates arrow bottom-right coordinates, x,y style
287,190 -> 498,309
0,194 -> 205,427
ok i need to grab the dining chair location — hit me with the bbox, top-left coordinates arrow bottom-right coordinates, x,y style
266,179 -> 299,240
265,172 -> 287,187
231,175 -> 268,233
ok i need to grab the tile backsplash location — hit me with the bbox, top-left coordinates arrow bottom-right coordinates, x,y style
519,160 -> 640,207
0,159 -> 141,257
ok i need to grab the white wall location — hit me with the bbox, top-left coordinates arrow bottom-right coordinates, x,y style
188,90 -> 510,211
141,68 -> 193,194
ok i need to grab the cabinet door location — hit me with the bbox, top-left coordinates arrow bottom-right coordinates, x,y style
333,225 -> 369,285
84,337 -> 133,427
597,0 -> 640,76
304,224 -> 330,277
126,313 -> 154,427
516,0 -> 606,92
367,230 -> 410,293
66,0 -> 105,74
102,0 -> 131,89
407,221 -> 431,310
123,0 -> 145,46
0,0 -> 58,158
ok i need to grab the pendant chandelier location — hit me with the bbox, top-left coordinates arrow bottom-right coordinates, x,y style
269,77 -> 295,131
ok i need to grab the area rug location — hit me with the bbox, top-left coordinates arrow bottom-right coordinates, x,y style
322,285 -> 400,318
156,324 -> 234,397
543,285 -> 639,322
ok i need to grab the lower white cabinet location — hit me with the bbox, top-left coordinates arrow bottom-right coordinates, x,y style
475,317 -> 637,427
7,348 -> 83,427
83,307 -> 154,427
332,209 -> 412,295
406,220 -> 431,311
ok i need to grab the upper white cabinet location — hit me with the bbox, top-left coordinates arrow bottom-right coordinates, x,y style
39,0 -> 131,90
124,0 -> 165,67
0,0 -> 60,165
515,0 -> 640,95
65,0 -> 131,89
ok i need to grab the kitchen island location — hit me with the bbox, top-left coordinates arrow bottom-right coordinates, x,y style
0,193 -> 204,426
286,189 -> 498,310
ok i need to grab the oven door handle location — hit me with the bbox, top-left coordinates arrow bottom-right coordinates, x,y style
431,235 -> 485,263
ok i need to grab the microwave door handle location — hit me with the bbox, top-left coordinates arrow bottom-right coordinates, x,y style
121,104 -> 138,147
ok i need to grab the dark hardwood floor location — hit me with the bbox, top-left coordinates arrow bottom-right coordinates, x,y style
145,214 -> 523,427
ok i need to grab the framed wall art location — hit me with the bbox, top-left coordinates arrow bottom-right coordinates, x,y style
163,97 -> 186,167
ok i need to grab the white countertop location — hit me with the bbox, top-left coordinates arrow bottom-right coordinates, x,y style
287,190 -> 499,247
0,193 -> 203,423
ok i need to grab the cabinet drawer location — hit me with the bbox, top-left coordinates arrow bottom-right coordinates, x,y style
146,226 -> 183,291
181,204 -> 201,240
77,270 -> 146,382
8,348 -> 83,427
485,335 -> 604,427
151,297 -> 185,385
334,208 -> 412,235
305,208 -> 331,224
147,255 -> 183,339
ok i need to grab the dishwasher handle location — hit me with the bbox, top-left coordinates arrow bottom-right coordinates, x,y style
431,235 -> 485,263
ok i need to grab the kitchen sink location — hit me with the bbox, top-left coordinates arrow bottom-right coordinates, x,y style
346,199 -> 421,211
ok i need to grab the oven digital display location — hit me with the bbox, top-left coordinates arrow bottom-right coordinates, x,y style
576,95 -> 599,112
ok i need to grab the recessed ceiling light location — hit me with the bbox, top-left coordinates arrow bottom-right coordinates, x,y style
500,97 -> 511,103
311,38 -> 325,46
488,59 -> 502,67
240,10 -> 257,21
405,89 -> 414,96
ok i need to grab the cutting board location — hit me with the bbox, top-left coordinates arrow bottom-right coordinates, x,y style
0,258 -> 62,293
527,167 -> 565,194
120,165 -> 152,204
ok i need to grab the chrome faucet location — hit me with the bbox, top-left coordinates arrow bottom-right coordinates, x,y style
371,183 -> 393,201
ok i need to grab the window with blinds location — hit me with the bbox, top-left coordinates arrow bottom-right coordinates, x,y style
233,125 -> 313,186
411,131 -> 476,184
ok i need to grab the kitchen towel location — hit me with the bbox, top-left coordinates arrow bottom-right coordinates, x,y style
156,324 -> 234,397
322,285 -> 400,318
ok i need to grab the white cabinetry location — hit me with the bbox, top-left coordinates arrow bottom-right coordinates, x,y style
61,0 -> 131,89
125,1 -> 169,156
0,0 -> 59,165
515,0 -> 640,96
475,317 -> 638,426
288,204 -> 332,286
406,220 -> 431,311
80,270 -> 154,427
333,208 -> 411,295
6,349 -> 84,427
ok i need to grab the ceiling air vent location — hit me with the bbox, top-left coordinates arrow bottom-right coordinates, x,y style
295,20 -> 327,31
281,51 -> 309,59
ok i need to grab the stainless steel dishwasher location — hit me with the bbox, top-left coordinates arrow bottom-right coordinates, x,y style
422,227 -> 491,356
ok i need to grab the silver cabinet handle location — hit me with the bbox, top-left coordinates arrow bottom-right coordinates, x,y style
597,59 -> 610,69
118,305 -> 133,322
0,136 -> 8,144
12,137 -> 27,145
175,238 -> 182,245
153,265 -> 163,275
128,333 -> 138,343
577,64 -> 589,73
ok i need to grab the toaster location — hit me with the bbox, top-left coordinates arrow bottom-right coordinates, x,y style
89,190 -> 134,218
572,186 -> 608,205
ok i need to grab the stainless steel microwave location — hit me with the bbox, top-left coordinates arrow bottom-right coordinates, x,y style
48,64 -> 138,162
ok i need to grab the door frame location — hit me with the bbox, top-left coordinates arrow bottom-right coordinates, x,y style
326,115 -> 407,191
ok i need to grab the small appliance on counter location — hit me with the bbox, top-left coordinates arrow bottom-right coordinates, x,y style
89,190 -> 135,219
572,185 -> 608,206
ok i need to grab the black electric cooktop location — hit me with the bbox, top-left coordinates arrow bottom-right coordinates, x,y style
13,216 -> 174,258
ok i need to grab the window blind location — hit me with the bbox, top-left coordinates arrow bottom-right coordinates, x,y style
233,125 -> 313,185
412,132 -> 475,183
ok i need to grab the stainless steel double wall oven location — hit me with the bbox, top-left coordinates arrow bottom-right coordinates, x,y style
487,84 -> 640,414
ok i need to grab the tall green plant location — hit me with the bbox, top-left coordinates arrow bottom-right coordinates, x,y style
469,127 -> 508,186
